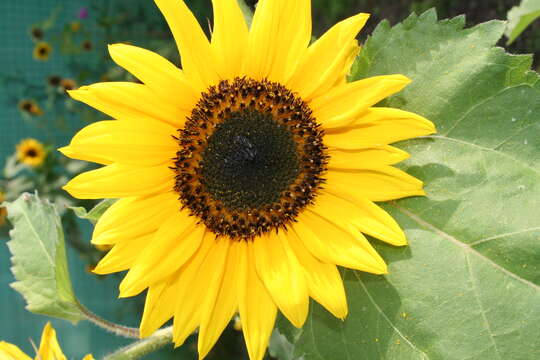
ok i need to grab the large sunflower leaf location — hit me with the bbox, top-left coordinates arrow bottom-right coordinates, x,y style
4,192 -> 85,323
274,9 -> 540,360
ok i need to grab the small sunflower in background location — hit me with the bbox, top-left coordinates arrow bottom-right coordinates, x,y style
70,21 -> 82,32
29,26 -> 44,41
60,78 -> 77,92
16,138 -> 46,167
18,99 -> 44,116
47,75 -> 62,87
82,40 -> 92,51
61,0 -> 435,359
33,41 -> 52,61
0,322 -> 94,360
0,191 -> 7,226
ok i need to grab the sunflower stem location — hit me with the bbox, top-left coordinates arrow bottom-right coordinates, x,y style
102,327 -> 173,360
77,301 -> 140,338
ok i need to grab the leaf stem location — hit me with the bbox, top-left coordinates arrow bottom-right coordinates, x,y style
77,302 -> 140,338
102,327 -> 173,360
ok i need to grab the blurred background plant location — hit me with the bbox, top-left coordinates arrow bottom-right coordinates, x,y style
0,0 -> 538,359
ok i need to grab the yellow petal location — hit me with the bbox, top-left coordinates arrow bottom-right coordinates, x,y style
82,355 -> 95,360
108,43 -> 198,110
154,0 -> 219,91
140,278 -> 179,337
0,342 -> 32,360
252,232 -> 309,328
38,323 -> 67,360
325,107 -> 436,148
325,167 -> 425,202
68,82 -> 189,128
172,234 -> 230,347
244,0 -> 311,82
287,13 -> 369,100
311,75 -> 411,129
119,212 -> 202,297
327,146 -> 410,170
63,163 -> 174,199
93,233 -> 153,274
294,210 -> 387,274
59,120 -> 177,166
210,0 -> 249,79
239,242 -> 277,360
92,192 -> 177,245
58,146 -> 112,166
287,230 -> 348,319
198,240 -> 243,359
316,190 -> 406,246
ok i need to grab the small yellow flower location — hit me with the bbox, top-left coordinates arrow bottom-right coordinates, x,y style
30,26 -> 44,41
70,21 -> 82,32
60,78 -> 77,92
0,191 -> 7,226
0,322 -> 94,360
18,99 -> 44,116
47,75 -> 62,87
33,42 -> 52,61
82,40 -> 93,51
16,138 -> 46,167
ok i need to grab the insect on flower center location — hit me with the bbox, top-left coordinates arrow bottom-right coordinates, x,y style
174,77 -> 327,240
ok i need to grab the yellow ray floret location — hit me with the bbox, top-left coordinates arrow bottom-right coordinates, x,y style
0,323 -> 94,360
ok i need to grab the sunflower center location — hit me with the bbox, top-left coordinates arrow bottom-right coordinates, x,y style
26,149 -> 38,158
201,109 -> 299,210
174,77 -> 327,240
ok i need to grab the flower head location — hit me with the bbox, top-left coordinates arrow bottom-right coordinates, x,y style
60,78 -> 77,92
30,26 -> 44,41
16,138 -> 46,167
70,21 -> 81,32
82,40 -> 92,51
33,42 -> 52,61
18,99 -> 43,116
78,8 -> 89,19
47,75 -> 62,87
0,322 -> 94,360
60,1 -> 435,359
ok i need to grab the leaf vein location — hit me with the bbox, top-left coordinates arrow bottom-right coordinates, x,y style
353,271 -> 430,359
392,203 -> 540,291
426,135 -> 540,177
465,252 -> 502,359
469,227 -> 540,246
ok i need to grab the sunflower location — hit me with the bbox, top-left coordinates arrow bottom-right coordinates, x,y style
0,322 -> 94,360
60,78 -> 77,92
16,138 -> 46,167
18,99 -> 43,116
30,26 -> 44,41
33,42 -> 52,61
60,0 -> 435,359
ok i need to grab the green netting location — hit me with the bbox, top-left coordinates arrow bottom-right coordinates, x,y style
0,1 -> 143,358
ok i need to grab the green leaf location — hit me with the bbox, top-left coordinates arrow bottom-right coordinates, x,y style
275,10 -> 540,360
237,0 -> 253,27
5,192 -> 85,323
505,0 -> 540,45
70,199 -> 116,224
269,329 -> 295,360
